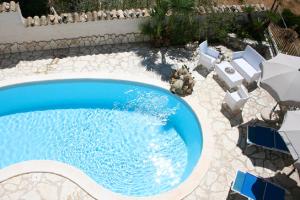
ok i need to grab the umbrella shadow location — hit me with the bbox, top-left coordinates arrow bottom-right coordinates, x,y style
267,172 -> 300,199
237,119 -> 294,171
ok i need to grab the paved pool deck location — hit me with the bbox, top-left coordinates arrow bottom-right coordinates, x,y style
0,43 -> 299,200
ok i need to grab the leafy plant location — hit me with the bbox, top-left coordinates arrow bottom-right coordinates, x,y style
140,0 -> 199,46
195,0 -> 212,7
168,0 -> 199,45
49,0 -> 100,13
16,0 -> 49,17
235,6 -> 280,41
202,11 -> 236,43
243,5 -> 255,24
140,0 -> 169,46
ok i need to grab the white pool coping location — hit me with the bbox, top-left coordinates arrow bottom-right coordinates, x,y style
0,73 -> 214,200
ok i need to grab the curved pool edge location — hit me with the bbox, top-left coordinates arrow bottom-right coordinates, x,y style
0,73 -> 215,200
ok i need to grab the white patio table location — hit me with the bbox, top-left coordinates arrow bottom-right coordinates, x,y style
215,61 -> 244,89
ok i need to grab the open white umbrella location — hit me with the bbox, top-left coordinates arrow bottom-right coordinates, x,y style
279,110 -> 300,169
260,53 -> 300,106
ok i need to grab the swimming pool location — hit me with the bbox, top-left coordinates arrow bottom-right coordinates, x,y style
0,79 -> 202,197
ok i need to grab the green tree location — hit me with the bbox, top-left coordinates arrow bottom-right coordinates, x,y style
237,5 -> 280,41
202,11 -> 236,43
140,0 -> 169,46
17,0 -> 49,17
140,0 -> 198,46
168,0 -> 199,45
243,5 -> 255,25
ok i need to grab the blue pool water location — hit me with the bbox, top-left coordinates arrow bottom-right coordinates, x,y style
0,80 -> 202,196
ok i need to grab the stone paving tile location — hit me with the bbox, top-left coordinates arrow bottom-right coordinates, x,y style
0,43 -> 299,200
0,173 -> 95,200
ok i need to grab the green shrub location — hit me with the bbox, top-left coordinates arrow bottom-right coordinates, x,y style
168,16 -> 200,45
233,9 -> 280,42
49,0 -> 100,13
9,0 -> 49,17
51,0 -> 156,11
168,0 -> 200,45
140,0 -> 169,46
202,12 -> 236,43
140,0 -> 200,46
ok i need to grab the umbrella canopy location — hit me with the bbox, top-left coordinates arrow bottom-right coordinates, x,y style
279,110 -> 300,169
260,53 -> 300,106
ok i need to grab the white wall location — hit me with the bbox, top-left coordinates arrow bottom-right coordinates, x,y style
0,8 -> 147,44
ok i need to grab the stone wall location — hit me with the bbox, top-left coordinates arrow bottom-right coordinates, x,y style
0,1 -> 268,54
0,33 -> 149,54
0,1 -> 150,54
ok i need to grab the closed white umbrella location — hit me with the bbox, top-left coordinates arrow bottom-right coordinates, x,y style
279,110 -> 300,169
260,53 -> 300,106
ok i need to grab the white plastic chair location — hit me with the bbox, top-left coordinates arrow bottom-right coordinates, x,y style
231,45 -> 265,84
224,85 -> 249,113
197,40 -> 220,71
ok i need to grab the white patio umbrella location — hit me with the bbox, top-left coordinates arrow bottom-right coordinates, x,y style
260,53 -> 300,106
279,110 -> 300,169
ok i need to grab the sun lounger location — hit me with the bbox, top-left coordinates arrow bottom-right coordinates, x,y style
246,125 -> 290,154
231,170 -> 285,200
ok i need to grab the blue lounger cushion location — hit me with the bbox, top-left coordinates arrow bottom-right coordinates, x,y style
274,133 -> 289,152
248,126 -> 289,153
242,172 -> 266,199
264,182 -> 285,200
248,126 -> 275,148
232,171 -> 246,192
